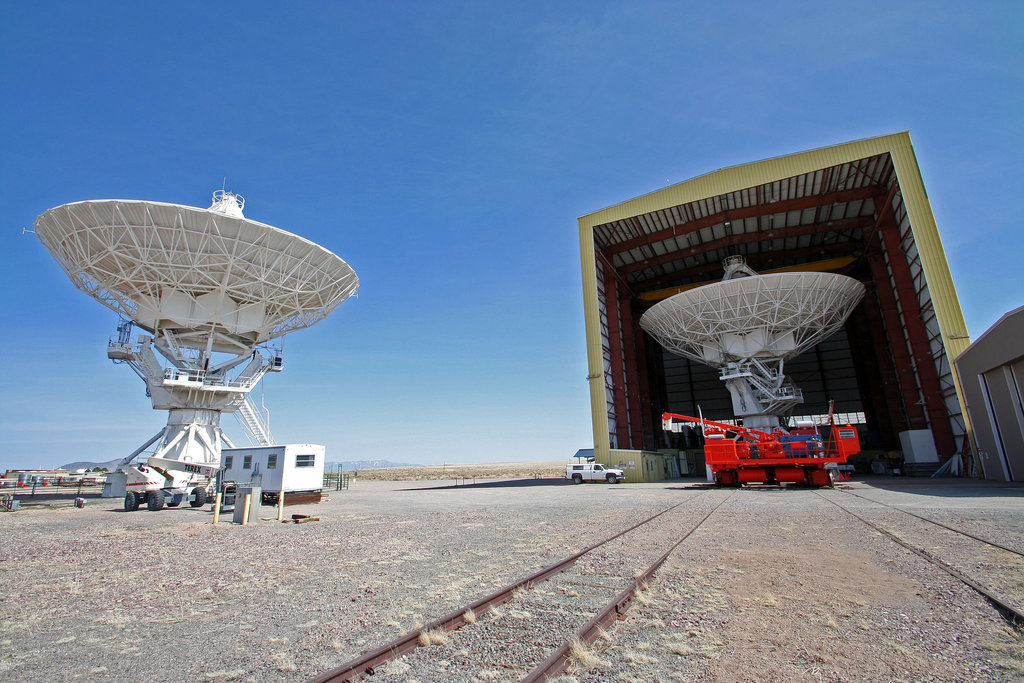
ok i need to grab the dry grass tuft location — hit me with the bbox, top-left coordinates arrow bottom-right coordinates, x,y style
203,670 -> 247,681
667,640 -> 695,656
418,628 -> 451,646
270,653 -> 296,673
463,608 -> 477,624
93,611 -> 133,630
567,637 -> 609,672
382,659 -> 411,676
624,650 -> 658,665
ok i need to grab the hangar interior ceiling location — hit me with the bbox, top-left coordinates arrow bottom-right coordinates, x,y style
591,151 -> 965,461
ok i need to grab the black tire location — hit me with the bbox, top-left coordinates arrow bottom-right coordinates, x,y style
191,487 -> 207,508
572,473 -> 583,484
124,491 -> 139,512
147,489 -> 165,511
606,473 -> 618,484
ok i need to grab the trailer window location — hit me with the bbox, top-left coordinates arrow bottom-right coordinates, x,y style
224,456 -> 233,469
295,454 -> 315,468
243,455 -> 252,469
267,454 -> 278,469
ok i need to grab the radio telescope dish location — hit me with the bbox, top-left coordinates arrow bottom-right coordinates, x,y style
34,191 -> 359,502
640,256 -> 864,428
35,190 -> 358,352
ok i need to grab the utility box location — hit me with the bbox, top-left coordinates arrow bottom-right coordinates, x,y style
232,485 -> 261,525
102,471 -> 127,498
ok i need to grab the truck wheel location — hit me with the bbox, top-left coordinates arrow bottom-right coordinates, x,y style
606,473 -> 618,484
190,487 -> 207,507
572,474 -> 583,484
124,492 -> 139,512
147,489 -> 165,511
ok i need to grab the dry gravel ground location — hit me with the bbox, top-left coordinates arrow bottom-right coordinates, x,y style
350,461 -> 565,481
1,476 -> 1022,682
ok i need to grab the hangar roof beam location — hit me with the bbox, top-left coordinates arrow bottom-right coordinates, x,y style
601,185 -> 885,255
616,215 -> 873,277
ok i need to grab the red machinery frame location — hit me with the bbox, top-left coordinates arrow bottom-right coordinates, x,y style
662,411 -> 861,486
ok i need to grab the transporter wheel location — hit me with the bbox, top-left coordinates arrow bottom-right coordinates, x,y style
190,487 -> 207,507
124,492 -> 139,512
572,474 -> 583,484
147,489 -> 165,511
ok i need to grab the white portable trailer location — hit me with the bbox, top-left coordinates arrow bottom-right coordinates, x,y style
221,444 -> 326,504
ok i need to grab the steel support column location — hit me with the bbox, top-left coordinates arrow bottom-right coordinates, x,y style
610,282 -> 643,448
864,230 -> 929,431
617,294 -> 652,450
874,205 -> 957,459
602,262 -> 631,449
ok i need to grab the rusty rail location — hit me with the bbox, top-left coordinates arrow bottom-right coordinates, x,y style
309,495 -> 705,682
818,492 -> 1024,625
522,492 -> 733,682
836,487 -> 1024,558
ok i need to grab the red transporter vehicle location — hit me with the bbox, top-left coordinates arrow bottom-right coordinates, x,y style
663,412 -> 860,486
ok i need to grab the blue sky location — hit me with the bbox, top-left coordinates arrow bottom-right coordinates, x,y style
2,2 -> 1021,470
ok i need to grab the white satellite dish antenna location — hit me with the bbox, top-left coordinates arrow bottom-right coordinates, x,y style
640,255 -> 864,430
35,190 -> 358,506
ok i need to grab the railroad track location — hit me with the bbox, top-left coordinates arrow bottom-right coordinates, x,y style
816,488 -> 1024,625
310,489 -> 733,682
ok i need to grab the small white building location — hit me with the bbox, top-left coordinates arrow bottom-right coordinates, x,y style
221,444 -> 326,503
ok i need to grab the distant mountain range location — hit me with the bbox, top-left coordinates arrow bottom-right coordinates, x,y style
60,458 -> 123,472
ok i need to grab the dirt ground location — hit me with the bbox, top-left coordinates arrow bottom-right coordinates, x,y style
348,460 -> 564,481
1,476 -> 1022,682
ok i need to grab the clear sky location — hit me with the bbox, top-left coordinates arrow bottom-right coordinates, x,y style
2,1 -> 1021,471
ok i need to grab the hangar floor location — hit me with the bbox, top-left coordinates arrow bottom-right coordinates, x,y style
2,478 -> 1021,681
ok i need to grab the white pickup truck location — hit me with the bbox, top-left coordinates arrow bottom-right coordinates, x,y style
566,462 -> 625,484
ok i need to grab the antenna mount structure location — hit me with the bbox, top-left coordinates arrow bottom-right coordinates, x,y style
34,191 -> 358,490
640,256 -> 865,430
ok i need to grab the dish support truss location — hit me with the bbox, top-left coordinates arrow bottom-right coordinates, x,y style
108,320 -> 278,473
640,259 -> 865,429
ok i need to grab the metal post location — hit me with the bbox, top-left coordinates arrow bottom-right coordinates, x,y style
241,493 -> 251,525
212,492 -> 222,524
277,492 -> 285,522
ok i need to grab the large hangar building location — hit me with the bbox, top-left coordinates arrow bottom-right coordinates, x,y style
579,132 -> 974,481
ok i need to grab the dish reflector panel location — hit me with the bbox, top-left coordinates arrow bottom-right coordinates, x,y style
639,271 -> 865,366
35,198 -> 358,347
